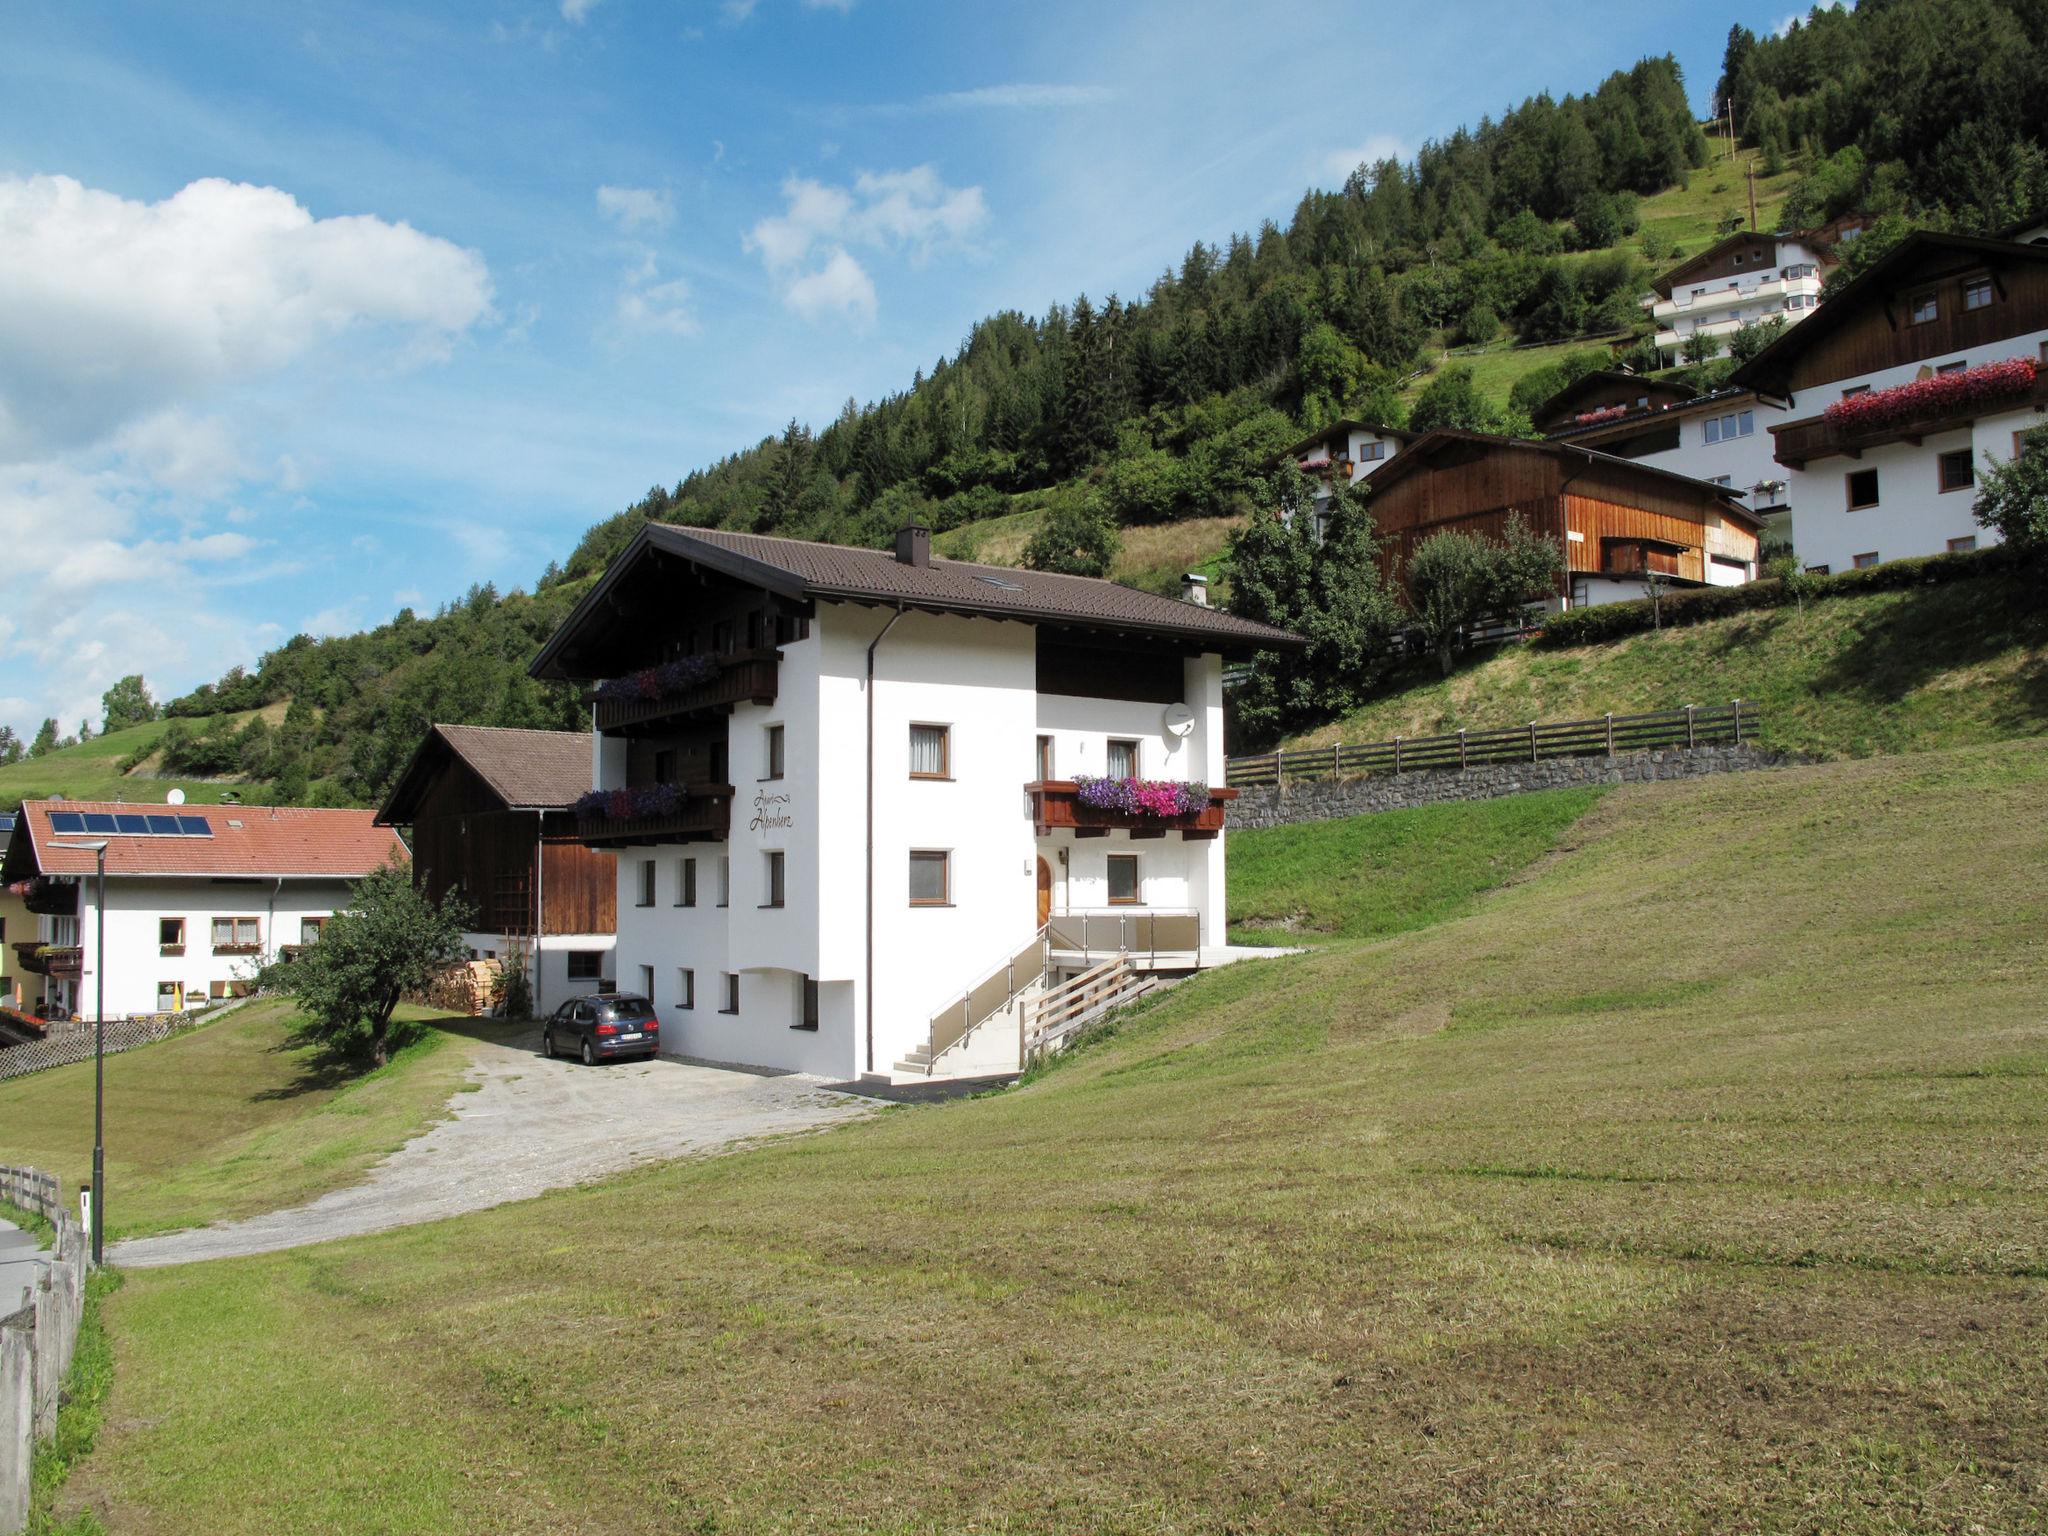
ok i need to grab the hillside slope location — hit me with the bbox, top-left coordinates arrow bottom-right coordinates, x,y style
1283,567 -> 2048,759
61,742 -> 2048,1534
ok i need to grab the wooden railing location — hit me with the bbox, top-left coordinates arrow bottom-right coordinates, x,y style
592,652 -> 780,732
1026,782 -> 1235,840
574,783 -> 734,848
1023,955 -> 1149,1063
10,942 -> 81,979
1227,701 -> 1757,787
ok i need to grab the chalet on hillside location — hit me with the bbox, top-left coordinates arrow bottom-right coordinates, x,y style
1730,230 -> 2048,574
1360,430 -> 1762,610
1529,371 -> 1697,437
1273,419 -> 1416,490
1643,226 -> 1838,359
377,724 -> 617,1013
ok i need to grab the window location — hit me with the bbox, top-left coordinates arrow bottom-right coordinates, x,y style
908,850 -> 950,907
745,611 -> 763,650
653,748 -> 677,785
763,850 -> 785,909
637,859 -> 657,907
1908,291 -> 1938,324
156,981 -> 182,1011
566,950 -> 603,981
1035,734 -> 1054,781
1106,854 -> 1141,906
909,723 -> 950,779
299,917 -> 325,946
1841,384 -> 1870,399
639,965 -> 655,1001
678,968 -> 696,1009
1358,440 -> 1386,462
764,724 -> 785,780
1948,535 -> 1978,554
159,917 -> 185,952
1936,360 -> 1966,376
677,857 -> 697,907
720,972 -> 740,1015
210,916 -> 260,951
796,975 -> 820,1032
1703,410 -> 1754,445
1938,449 -> 1975,493
1846,469 -> 1880,510
1106,738 -> 1139,779
1963,275 -> 1994,311
1853,552 -> 1880,570
712,618 -> 734,653
716,856 -> 730,908
1805,564 -> 1831,576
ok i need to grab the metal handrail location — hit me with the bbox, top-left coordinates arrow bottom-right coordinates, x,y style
918,924 -> 1051,1072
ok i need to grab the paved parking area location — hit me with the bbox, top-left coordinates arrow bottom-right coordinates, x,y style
110,1029 -> 877,1269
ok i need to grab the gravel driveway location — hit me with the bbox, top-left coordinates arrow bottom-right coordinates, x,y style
109,1029 -> 876,1269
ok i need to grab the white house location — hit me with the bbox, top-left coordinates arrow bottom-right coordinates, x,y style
528,523 -> 1303,1082
1644,228 -> 1838,359
1536,373 -> 1797,548
1729,230 -> 2048,574
0,802 -> 408,1021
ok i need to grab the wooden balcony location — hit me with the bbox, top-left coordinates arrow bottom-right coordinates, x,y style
575,783 -> 734,848
13,942 -> 81,979
592,652 -> 780,734
17,877 -> 78,917
1771,371 -> 2048,467
1026,781 -> 1236,841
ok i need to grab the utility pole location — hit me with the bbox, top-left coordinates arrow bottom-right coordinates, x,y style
1726,97 -> 1736,160
1747,159 -> 1759,232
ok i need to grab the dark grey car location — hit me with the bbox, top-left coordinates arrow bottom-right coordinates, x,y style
542,993 -> 660,1065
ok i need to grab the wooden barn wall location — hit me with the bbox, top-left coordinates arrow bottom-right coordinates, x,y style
539,840 -> 616,936
1561,495 -> 1722,582
1785,257 -> 2048,393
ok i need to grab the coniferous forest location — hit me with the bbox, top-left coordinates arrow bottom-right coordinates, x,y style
127,0 -> 2048,804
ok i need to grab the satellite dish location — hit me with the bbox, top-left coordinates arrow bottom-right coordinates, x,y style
166,788 -> 186,805
1162,702 -> 1196,739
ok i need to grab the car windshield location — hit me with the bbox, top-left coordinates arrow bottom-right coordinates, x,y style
600,998 -> 653,1019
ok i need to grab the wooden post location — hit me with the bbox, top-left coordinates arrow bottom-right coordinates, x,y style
1333,742 -> 1342,775
1458,729 -> 1467,770
1393,736 -> 1402,775
1529,722 -> 1539,763
1605,712 -> 1615,756
1686,704 -> 1697,749
1274,749 -> 1284,787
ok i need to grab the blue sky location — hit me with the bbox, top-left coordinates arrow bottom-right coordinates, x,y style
0,0 -> 1813,735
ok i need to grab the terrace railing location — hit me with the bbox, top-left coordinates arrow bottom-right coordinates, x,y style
591,651 -> 780,733
1227,701 -> 1757,788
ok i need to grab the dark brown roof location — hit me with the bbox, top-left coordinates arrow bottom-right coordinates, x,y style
1544,386 -> 1757,443
2,801 -> 405,882
533,524 -> 1304,681
1648,227 -> 1837,299
1729,230 -> 2048,398
1530,371 -> 1694,432
1361,428 -> 1762,528
377,725 -> 592,824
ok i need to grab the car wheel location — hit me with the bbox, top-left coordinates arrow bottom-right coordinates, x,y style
581,1039 -> 595,1067
541,1032 -> 554,1060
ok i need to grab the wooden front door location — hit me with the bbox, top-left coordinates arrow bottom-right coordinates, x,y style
1036,857 -> 1052,927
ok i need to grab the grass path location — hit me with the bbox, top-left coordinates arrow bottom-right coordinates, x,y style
0,1000 -> 489,1240
57,742 -> 2048,1533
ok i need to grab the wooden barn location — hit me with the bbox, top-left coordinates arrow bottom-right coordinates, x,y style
377,724 -> 617,1012
1358,429 -> 1762,610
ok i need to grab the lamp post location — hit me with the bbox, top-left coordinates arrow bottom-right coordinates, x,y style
52,839 -> 108,1266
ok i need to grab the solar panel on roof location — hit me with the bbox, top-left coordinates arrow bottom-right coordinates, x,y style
145,814 -> 180,835
47,812 -> 84,833
114,813 -> 149,834
82,813 -> 117,833
175,815 -> 212,837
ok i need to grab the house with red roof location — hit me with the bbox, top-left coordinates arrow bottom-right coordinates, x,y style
0,800 -> 407,1021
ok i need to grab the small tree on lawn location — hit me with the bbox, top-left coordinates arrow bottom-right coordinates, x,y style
1024,500 -> 1121,577
1975,427 -> 2048,550
1403,514 -> 1562,676
258,858 -> 472,1069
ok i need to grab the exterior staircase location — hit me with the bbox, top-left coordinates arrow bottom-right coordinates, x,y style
891,939 -> 1164,1080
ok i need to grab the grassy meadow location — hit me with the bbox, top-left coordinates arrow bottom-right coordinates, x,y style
53,741 -> 2048,1534
1283,567 -> 2048,760
0,1000 -> 486,1240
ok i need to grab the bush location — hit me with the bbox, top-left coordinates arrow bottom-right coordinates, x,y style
1975,425 -> 2048,549
1534,543 -> 2041,648
1024,503 -> 1121,577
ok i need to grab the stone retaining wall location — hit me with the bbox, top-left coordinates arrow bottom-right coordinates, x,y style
1,1167 -> 86,1536
1227,743 -> 1787,830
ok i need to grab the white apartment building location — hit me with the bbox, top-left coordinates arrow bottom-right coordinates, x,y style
1644,229 -> 1836,359
0,802 -> 408,1020
529,523 -> 1302,1082
1729,230 -> 2048,574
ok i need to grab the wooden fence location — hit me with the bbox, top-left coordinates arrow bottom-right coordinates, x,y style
1226,701 -> 1757,788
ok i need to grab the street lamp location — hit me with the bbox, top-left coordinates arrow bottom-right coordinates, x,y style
52,839 -> 108,1266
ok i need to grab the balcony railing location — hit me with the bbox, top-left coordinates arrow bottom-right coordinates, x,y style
1771,369 -> 2048,467
1047,909 -> 1202,964
1026,780 -> 1235,840
592,651 -> 780,733
575,782 -> 734,848
12,942 -> 81,978
16,877 -> 79,917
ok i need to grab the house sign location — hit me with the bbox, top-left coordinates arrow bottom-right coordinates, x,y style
750,789 -> 794,834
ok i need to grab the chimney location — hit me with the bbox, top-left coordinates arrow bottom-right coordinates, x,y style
1181,572 -> 1209,606
894,524 -> 931,568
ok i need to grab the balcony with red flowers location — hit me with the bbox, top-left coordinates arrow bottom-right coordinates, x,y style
1772,358 -> 2047,467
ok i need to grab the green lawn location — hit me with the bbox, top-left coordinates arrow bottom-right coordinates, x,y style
0,715 -> 257,810
1284,567 -> 2048,760
0,1000 -> 487,1240
57,741 -> 2048,1534
1634,150 -> 1801,259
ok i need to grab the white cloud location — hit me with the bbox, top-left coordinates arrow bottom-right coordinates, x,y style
888,82 -> 1114,114
560,0 -> 601,21
1320,133 -> 1412,182
596,184 -> 674,232
300,602 -> 361,638
0,174 -> 494,462
745,165 -> 985,322
617,274 -> 701,337
722,0 -> 759,20
782,247 -> 877,324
